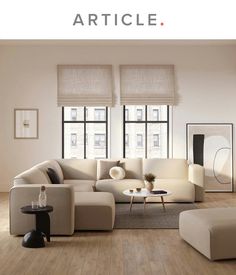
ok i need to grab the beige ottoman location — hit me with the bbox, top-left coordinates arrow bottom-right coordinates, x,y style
74,192 -> 115,231
179,208 -> 236,260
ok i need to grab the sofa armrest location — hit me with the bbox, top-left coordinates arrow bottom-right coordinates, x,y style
10,184 -> 74,235
188,164 -> 205,202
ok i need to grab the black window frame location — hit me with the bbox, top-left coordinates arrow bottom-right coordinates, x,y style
62,107 -> 108,159
123,105 -> 169,158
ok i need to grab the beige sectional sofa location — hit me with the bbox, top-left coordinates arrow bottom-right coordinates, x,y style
10,158 -> 204,235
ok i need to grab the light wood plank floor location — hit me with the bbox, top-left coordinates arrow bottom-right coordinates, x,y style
1,192 -> 236,275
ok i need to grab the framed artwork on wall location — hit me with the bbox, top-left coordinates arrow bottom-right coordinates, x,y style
186,123 -> 233,192
14,109 -> 39,139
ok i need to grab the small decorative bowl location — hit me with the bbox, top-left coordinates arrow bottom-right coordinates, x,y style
129,189 -> 134,193
136,187 -> 141,192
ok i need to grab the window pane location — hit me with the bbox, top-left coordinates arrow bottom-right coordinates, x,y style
124,105 -> 145,121
125,123 -> 145,158
147,106 -> 168,121
147,123 -> 168,158
86,107 -> 106,121
86,123 -> 106,159
64,107 -> 84,121
64,123 -> 84,158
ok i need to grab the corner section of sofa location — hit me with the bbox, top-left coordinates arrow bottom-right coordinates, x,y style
188,164 -> 205,202
10,184 -> 75,235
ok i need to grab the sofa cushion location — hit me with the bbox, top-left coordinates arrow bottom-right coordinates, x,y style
14,160 -> 64,185
74,192 -> 115,230
119,158 -> 143,179
38,160 -> 64,184
143,159 -> 188,179
109,166 -> 126,180
57,159 -> 97,180
96,179 -> 145,202
97,160 -> 119,180
64,180 -> 94,192
146,179 -> 195,202
47,168 -> 61,184
14,167 -> 51,185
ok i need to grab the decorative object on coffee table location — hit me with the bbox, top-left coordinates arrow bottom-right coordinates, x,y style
21,205 -> 53,248
144,173 -> 156,192
123,188 -> 171,213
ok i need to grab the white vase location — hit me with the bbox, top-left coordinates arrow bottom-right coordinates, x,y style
145,181 -> 154,192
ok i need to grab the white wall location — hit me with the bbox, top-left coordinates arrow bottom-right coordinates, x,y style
0,44 -> 236,191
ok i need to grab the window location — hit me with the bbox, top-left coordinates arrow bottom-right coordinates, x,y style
71,133 -> 77,146
125,134 -> 129,146
123,105 -> 169,158
94,108 -> 106,121
153,134 -> 160,147
71,108 -> 77,120
136,109 -> 143,121
63,107 -> 108,159
136,134 -> 143,147
153,109 -> 159,121
94,134 -> 106,147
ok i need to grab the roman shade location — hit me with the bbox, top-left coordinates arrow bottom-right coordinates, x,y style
57,65 -> 113,106
120,65 -> 175,105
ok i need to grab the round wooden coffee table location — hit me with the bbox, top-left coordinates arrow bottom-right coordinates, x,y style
123,189 -> 172,213
21,205 -> 53,248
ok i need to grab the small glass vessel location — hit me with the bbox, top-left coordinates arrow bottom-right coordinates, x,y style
38,185 -> 47,207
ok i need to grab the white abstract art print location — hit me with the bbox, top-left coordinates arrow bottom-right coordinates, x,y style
14,109 -> 39,139
186,123 -> 233,192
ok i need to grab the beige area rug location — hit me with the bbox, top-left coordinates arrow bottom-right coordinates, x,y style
114,203 -> 197,229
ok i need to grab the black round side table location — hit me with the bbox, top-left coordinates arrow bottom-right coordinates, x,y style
21,205 -> 53,248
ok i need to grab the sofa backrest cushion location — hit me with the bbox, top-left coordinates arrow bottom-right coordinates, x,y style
143,159 -> 188,179
119,158 -> 143,179
57,159 -> 97,180
40,160 -> 64,184
47,168 -> 61,184
14,159 -> 64,185
97,160 -> 120,180
14,167 -> 51,185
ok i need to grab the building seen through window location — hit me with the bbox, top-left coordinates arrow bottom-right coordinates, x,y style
136,109 -> 143,121
63,107 -> 108,159
153,109 -> 159,121
153,134 -> 160,147
71,133 -> 77,146
94,108 -> 106,121
94,134 -> 106,147
125,134 -> 129,146
136,134 -> 143,147
124,105 -> 169,158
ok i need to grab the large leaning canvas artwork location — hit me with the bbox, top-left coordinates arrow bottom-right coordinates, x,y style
186,123 -> 233,192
